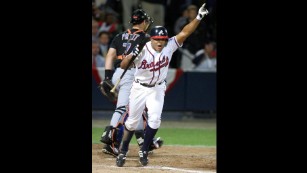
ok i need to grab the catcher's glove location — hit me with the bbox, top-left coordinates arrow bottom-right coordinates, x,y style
98,79 -> 118,102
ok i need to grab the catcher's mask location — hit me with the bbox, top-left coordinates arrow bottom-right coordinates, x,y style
130,9 -> 151,25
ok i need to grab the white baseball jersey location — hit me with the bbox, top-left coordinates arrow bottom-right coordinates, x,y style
133,36 -> 182,85
124,36 -> 183,131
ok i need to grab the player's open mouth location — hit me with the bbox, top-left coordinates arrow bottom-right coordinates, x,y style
156,45 -> 163,51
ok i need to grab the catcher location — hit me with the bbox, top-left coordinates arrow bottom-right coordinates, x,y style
98,9 -> 163,157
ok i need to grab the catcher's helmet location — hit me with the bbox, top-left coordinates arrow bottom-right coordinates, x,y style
129,9 -> 150,25
150,26 -> 169,40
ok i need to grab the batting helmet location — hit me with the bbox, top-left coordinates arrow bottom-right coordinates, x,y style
150,26 -> 169,40
129,9 -> 150,25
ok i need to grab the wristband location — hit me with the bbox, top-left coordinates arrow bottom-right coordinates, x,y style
105,69 -> 113,80
196,14 -> 203,20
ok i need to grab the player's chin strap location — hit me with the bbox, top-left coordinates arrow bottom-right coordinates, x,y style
144,16 -> 153,32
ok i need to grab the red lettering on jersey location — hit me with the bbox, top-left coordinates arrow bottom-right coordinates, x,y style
138,56 -> 169,72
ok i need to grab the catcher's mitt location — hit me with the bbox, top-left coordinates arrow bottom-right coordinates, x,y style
98,79 -> 118,102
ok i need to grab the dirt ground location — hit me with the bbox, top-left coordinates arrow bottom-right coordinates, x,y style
92,143 -> 216,173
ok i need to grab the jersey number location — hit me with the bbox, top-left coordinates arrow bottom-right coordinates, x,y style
123,42 -> 132,53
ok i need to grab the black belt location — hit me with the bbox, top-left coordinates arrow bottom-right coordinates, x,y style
139,80 -> 165,88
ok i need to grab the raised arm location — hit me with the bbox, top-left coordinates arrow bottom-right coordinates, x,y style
175,3 -> 209,45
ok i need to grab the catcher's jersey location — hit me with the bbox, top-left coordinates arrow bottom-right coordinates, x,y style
133,36 -> 182,85
110,29 -> 150,59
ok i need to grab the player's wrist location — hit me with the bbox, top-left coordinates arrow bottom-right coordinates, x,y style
196,14 -> 203,20
105,69 -> 114,80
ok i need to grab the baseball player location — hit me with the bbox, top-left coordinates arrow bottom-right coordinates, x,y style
115,3 -> 209,167
99,9 -> 163,157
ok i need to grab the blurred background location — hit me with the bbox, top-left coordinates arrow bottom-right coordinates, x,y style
92,0 -> 216,120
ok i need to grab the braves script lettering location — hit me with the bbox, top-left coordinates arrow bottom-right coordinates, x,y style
138,56 -> 169,72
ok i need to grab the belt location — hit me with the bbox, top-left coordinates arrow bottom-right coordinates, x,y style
139,80 -> 165,88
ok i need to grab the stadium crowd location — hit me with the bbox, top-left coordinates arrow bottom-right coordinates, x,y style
92,0 -> 216,72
